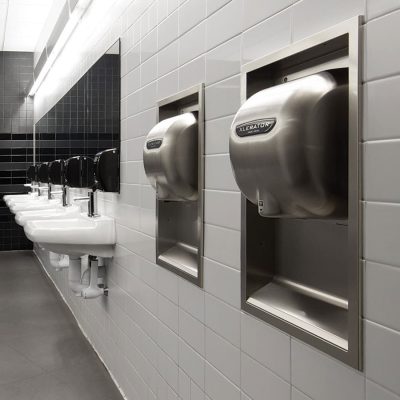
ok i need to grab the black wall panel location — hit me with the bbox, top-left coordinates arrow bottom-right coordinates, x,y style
0,52 -> 34,251
35,53 -> 120,162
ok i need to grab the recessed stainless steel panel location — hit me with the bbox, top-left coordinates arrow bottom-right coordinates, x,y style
144,85 -> 204,287
232,17 -> 362,369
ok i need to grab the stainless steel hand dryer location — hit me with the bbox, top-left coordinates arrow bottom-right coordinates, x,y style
230,72 -> 347,218
142,85 -> 204,286
235,18 -> 362,370
143,113 -> 198,201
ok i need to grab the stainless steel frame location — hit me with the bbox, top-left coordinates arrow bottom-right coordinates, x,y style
155,84 -> 205,287
239,17 -> 362,369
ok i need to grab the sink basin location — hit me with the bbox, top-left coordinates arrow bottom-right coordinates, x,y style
15,205 -> 80,226
4,193 -> 40,206
24,213 -> 115,257
3,193 -> 36,202
7,195 -> 46,207
10,199 -> 61,214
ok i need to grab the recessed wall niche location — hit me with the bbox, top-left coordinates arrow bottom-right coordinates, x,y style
230,18 -> 362,369
35,40 -> 120,163
143,85 -> 205,287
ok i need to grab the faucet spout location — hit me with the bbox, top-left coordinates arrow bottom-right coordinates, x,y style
62,185 -> 68,206
73,190 -> 98,217
88,191 -> 97,217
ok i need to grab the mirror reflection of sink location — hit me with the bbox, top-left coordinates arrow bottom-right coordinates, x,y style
24,214 -> 115,258
15,205 -> 80,227
10,199 -> 61,214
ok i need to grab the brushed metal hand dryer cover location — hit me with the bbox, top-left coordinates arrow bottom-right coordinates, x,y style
229,72 -> 347,218
143,113 -> 198,201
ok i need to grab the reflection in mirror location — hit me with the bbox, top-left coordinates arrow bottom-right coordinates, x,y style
35,40 -> 121,163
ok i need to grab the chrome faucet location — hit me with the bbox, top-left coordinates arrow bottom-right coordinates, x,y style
48,184 -> 53,200
37,185 -> 49,197
25,182 -> 39,194
74,190 -> 98,217
62,185 -> 68,207
47,184 -> 66,203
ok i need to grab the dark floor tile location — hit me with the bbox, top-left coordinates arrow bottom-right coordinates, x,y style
0,371 -> 121,400
4,329 -> 96,372
0,251 -> 39,270
0,344 -> 44,386
0,300 -> 77,340
50,359 -> 123,400
0,252 -> 123,400
0,373 -> 66,400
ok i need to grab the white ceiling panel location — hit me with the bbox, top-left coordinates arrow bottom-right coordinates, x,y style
1,0 -> 56,51
7,4 -> 50,23
4,36 -> 34,51
10,0 -> 54,4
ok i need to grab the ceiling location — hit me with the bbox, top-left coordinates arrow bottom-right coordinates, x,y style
0,0 -> 56,52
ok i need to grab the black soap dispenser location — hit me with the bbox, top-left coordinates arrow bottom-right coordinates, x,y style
48,159 -> 65,185
93,148 -> 120,192
37,162 -> 49,184
49,159 -> 67,206
65,156 -> 95,188
27,165 -> 38,182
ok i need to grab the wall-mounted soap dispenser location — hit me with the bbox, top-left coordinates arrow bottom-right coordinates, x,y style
66,150 -> 119,219
26,165 -> 38,193
230,18 -> 362,369
65,156 -> 95,189
93,148 -> 119,193
37,163 -> 50,197
143,85 -> 204,286
27,165 -> 37,182
65,155 -> 96,217
66,155 -> 95,216
37,163 -> 48,182
48,159 -> 67,206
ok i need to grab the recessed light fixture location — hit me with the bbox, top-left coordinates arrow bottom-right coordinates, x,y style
28,0 -> 92,96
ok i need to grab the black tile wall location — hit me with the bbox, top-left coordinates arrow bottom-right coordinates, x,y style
35,53 -> 120,163
0,52 -> 34,251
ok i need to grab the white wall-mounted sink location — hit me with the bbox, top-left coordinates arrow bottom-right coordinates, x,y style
15,205 -> 80,226
7,196 -> 48,208
24,213 -> 115,258
3,193 -> 36,202
10,198 -> 61,214
4,193 -> 40,206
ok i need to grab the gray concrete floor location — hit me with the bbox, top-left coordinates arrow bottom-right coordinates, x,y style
0,251 -> 123,400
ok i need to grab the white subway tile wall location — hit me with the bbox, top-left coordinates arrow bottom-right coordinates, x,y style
33,0 -> 400,399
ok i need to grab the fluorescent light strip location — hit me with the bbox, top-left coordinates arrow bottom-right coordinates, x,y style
0,0 -> 9,51
29,0 -> 92,96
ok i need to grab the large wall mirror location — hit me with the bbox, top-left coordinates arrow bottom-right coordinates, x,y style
35,40 -> 120,163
